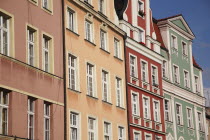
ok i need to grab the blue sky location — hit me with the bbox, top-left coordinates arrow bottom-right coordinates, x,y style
151,0 -> 210,88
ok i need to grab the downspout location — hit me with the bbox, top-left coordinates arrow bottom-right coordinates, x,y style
123,34 -> 130,140
61,0 -> 67,139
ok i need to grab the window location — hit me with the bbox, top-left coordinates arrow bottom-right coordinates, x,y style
182,42 -> 187,56
114,38 -> 121,58
118,126 -> 125,140
164,99 -> 170,121
154,101 -> 160,122
143,97 -> 150,119
173,65 -> 179,83
171,35 -> 177,49
43,35 -> 51,72
184,71 -> 190,88
195,76 -> 200,93
99,0 -> 105,14
67,8 -> 75,32
28,98 -> 35,139
116,77 -> 123,107
0,91 -> 8,135
186,108 -> 193,128
145,135 -> 151,140
176,104 -> 182,125
139,30 -> 144,42
88,117 -> 96,140
44,103 -> 50,140
102,70 -> 109,102
134,132 -> 140,140
100,30 -> 107,51
152,66 -> 158,86
130,55 -> 137,77
141,61 -> 148,82
87,63 -> 95,97
0,15 -> 9,56
138,1 -> 143,12
132,92 -> 139,116
197,112 -> 203,131
27,28 -> 35,66
68,54 -> 77,90
104,122 -> 111,140
85,20 -> 93,42
70,112 -> 79,140
42,0 -> 52,11
84,0 -> 91,4
162,60 -> 167,78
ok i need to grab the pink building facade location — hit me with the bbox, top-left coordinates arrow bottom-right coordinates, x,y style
0,0 -> 64,139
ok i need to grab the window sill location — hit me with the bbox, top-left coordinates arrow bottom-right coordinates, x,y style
144,118 -> 152,122
114,56 -> 123,61
165,120 -> 173,123
100,48 -> 110,54
42,7 -> 53,15
133,114 -> 140,119
130,76 -> 139,81
84,39 -> 96,46
68,88 -> 81,94
98,11 -> 108,19
66,28 -> 80,36
86,94 -> 98,100
187,127 -> 195,130
102,100 -> 112,105
84,1 -> 94,8
28,0 -> 38,6
116,106 -> 126,110
177,124 -> 184,127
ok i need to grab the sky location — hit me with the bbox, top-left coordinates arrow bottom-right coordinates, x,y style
150,0 -> 210,88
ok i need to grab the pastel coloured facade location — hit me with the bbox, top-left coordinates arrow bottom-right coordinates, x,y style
115,0 -> 166,139
0,0 -> 64,139
157,14 -> 207,140
64,0 -> 128,140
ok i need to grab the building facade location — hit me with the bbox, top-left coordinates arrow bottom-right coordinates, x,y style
157,15 -> 207,140
0,0 -> 64,139
116,0 -> 166,139
65,0 -> 128,140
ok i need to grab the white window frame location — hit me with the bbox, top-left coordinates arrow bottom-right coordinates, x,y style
70,111 -> 80,140
27,28 -> 35,66
42,0 -> 52,11
85,20 -> 93,42
151,65 -> 158,86
28,98 -> 35,140
143,96 -> 150,119
129,54 -> 138,78
118,126 -> 125,140
99,0 -> 105,14
194,75 -> 200,93
175,103 -> 183,125
131,91 -> 140,116
145,133 -> 152,140
171,35 -> 178,50
0,91 -> 9,135
102,70 -> 110,102
141,60 -> 148,82
68,54 -> 78,91
44,103 -> 50,140
0,15 -> 10,56
104,121 -> 112,140
162,60 -> 168,78
197,111 -> 204,131
116,77 -> 123,107
186,107 -> 193,128
67,7 -> 76,32
100,29 -> 107,51
43,35 -> 51,72
114,38 -> 121,59
173,64 -> 180,84
183,70 -> 190,88
88,117 -> 96,140
164,99 -> 171,122
87,63 -> 95,97
182,41 -> 188,56
138,29 -> 144,42
153,100 -> 160,122
84,0 -> 92,5
133,130 -> 141,140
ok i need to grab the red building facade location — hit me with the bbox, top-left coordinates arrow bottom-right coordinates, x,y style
116,0 -> 166,139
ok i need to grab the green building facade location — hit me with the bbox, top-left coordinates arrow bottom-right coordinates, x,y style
157,15 -> 207,140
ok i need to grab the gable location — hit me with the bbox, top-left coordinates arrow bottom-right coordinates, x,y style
171,19 -> 189,33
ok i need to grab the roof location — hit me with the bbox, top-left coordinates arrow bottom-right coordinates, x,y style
157,14 -> 182,22
193,56 -> 202,70
153,18 -> 168,51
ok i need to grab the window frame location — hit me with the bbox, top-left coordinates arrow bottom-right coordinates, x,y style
116,77 -> 123,107
70,111 -> 80,140
85,20 -> 93,42
118,126 -> 125,140
143,95 -> 150,120
197,111 -> 204,131
151,65 -> 158,86
164,99 -> 171,122
183,70 -> 190,88
0,91 -> 9,135
28,98 -> 35,140
182,41 -> 188,56
102,70 -> 110,102
133,130 -> 141,140
100,29 -> 107,51
114,38 -> 121,59
171,35 -> 178,50
140,60 -> 148,83
86,62 -> 96,97
186,107 -> 193,128
42,34 -> 52,72
67,7 -> 77,33
103,121 -> 112,140
44,102 -> 50,140
99,0 -> 106,14
153,100 -> 160,122
194,75 -> 200,93
131,91 -> 140,116
129,54 -> 138,78
162,60 -> 168,78
88,116 -> 97,140
173,64 -> 180,84
175,103 -> 183,125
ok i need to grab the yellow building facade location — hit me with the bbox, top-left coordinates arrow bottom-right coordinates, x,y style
64,0 -> 128,139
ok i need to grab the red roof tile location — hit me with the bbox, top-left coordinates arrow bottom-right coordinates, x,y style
157,14 -> 182,22
193,56 -> 202,70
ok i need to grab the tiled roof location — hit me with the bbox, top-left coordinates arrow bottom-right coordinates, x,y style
157,14 -> 182,22
193,56 -> 202,70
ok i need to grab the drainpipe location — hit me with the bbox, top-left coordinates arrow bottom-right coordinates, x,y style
61,0 -> 67,139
